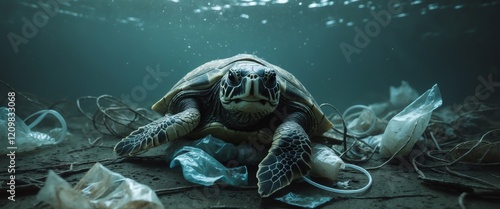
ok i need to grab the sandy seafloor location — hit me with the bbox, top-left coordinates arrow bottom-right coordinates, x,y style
0,104 -> 499,209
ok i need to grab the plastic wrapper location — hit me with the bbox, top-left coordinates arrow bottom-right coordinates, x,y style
275,192 -> 333,208
380,84 -> 442,158
362,134 -> 383,148
167,136 -> 347,188
343,105 -> 386,136
310,143 -> 345,181
37,163 -> 164,209
389,81 -> 419,108
165,135 -> 266,165
170,146 -> 248,186
0,107 -> 67,154
367,102 -> 391,117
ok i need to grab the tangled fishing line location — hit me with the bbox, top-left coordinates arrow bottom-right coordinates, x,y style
76,95 -> 158,138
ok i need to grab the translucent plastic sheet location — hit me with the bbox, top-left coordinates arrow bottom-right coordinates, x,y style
380,84 -> 442,158
0,107 -> 67,154
37,163 -> 164,209
169,146 -> 248,186
310,143 -> 345,181
389,80 -> 419,108
165,135 -> 266,165
275,192 -> 333,208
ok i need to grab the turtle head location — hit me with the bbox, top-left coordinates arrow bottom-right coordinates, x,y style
220,61 -> 280,122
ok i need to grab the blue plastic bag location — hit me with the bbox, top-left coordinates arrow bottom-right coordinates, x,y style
165,135 -> 266,165
169,146 -> 248,186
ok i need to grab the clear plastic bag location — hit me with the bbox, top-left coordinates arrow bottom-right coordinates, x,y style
389,81 -> 419,108
37,162 -> 164,209
165,135 -> 266,165
0,107 -> 67,154
275,192 -> 333,208
165,135 -> 271,187
169,145 -> 248,186
310,143 -> 345,181
380,84 -> 442,158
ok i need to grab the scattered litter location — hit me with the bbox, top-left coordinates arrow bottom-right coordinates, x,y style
448,139 -> 500,163
37,162 -> 164,209
165,134 -> 266,165
389,80 -> 419,108
380,84 -> 442,158
310,143 -> 345,181
303,163 -> 372,194
361,134 -> 382,148
169,146 -> 248,186
336,180 -> 351,189
76,95 -> 158,137
0,107 -> 67,154
343,105 -> 382,137
165,135 -> 271,187
275,192 -> 333,208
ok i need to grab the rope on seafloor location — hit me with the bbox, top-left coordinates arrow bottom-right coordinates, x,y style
76,94 -> 156,137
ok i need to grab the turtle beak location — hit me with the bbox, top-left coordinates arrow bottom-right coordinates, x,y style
220,63 -> 280,114
221,72 -> 279,106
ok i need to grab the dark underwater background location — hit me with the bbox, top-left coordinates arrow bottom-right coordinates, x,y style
1,0 -> 499,111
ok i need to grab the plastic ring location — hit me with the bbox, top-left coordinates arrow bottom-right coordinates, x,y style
24,110 -> 67,144
342,105 -> 377,136
302,163 -> 372,194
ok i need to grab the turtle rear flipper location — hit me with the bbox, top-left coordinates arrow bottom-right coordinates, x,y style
257,117 -> 312,197
114,107 -> 200,156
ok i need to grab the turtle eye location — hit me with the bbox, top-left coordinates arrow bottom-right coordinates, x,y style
228,71 -> 239,85
265,72 -> 277,88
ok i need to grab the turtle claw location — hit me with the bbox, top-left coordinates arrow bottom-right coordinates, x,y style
256,120 -> 312,197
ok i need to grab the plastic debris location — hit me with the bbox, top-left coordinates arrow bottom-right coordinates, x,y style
449,140 -> 500,163
343,105 -> 379,136
0,107 -> 67,154
169,146 -> 248,186
275,192 -> 333,208
389,80 -> 419,108
303,163 -> 372,194
380,84 -> 443,158
362,134 -> 383,148
36,162 -> 164,209
165,135 -> 266,165
336,180 -> 351,189
310,143 -> 345,181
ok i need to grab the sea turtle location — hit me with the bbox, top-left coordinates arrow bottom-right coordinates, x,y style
114,54 -> 338,197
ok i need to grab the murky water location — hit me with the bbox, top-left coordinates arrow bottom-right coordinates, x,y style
1,0 -> 499,110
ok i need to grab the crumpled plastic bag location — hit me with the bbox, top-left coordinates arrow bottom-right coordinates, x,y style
275,192 -> 333,208
0,107 -> 67,154
169,145 -> 248,186
380,84 -> 442,158
390,81 -> 419,108
36,162 -> 164,209
310,143 -> 345,181
343,105 -> 386,136
165,135 -> 266,165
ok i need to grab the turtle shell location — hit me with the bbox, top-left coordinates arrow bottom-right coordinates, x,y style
152,54 -> 333,135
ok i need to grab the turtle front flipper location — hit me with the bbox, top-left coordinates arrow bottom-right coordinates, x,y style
114,102 -> 200,156
256,114 -> 312,197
